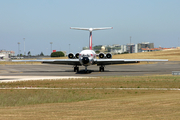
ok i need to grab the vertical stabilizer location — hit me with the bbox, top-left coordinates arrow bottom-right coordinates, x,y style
89,31 -> 92,50
70,27 -> 113,50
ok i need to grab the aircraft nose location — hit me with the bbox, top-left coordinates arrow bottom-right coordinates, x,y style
82,57 -> 89,64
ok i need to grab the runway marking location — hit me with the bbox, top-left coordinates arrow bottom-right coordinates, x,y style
0,87 -> 180,90
0,76 -> 97,83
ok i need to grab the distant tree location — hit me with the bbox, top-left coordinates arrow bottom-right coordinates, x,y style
28,51 -> 31,56
95,50 -> 100,54
51,51 -> 65,57
40,52 -> 44,56
93,45 -> 102,50
121,52 -> 129,54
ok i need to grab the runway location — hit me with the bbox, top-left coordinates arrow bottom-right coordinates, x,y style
0,61 -> 180,82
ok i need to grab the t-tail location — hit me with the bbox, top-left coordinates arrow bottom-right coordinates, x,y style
70,27 -> 113,50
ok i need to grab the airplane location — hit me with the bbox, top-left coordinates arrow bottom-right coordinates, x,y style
12,27 -> 168,72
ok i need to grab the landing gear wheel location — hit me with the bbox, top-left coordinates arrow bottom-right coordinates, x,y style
74,66 -> 79,72
99,66 -> 104,72
84,66 -> 88,73
102,67 -> 104,72
77,67 -> 79,72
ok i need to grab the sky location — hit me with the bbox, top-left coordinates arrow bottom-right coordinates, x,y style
0,0 -> 180,55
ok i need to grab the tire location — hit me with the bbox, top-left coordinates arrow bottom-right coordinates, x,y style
77,67 -> 79,72
74,67 -> 77,72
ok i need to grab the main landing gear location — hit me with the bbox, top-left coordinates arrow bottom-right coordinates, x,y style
99,65 -> 105,72
74,66 -> 79,72
74,66 -> 89,73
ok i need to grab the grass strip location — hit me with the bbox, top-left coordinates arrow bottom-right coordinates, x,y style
0,91 -> 180,120
0,89 -> 168,107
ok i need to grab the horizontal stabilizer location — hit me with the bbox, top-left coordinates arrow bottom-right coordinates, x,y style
70,27 -> 113,31
70,27 -> 90,31
92,27 -> 113,31
70,27 -> 113,50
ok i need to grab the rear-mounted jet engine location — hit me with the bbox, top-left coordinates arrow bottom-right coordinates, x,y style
75,53 -> 79,59
106,53 -> 112,59
68,53 -> 80,59
99,53 -> 112,59
99,53 -> 105,59
68,53 -> 74,59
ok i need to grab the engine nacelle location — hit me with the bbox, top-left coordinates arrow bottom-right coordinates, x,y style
99,53 -> 106,59
68,53 -> 74,59
75,53 -> 79,59
106,53 -> 112,59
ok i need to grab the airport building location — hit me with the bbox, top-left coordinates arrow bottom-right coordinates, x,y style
137,42 -> 154,52
0,50 -> 15,61
82,42 -> 162,54
106,44 -> 121,54
94,42 -> 154,54
126,44 -> 138,53
124,42 -> 154,53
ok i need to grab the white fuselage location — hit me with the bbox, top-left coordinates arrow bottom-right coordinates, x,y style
79,50 -> 96,66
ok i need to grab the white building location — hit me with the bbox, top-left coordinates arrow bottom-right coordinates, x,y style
0,50 -> 15,61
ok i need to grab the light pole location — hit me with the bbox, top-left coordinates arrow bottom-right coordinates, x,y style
23,38 -> 25,56
50,42 -> 53,53
17,42 -> 20,56
69,44 -> 70,53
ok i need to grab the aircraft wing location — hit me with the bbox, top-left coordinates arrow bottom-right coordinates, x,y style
12,59 -> 81,65
94,59 -> 168,65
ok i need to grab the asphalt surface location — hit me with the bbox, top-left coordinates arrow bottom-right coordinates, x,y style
0,62 -> 180,78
